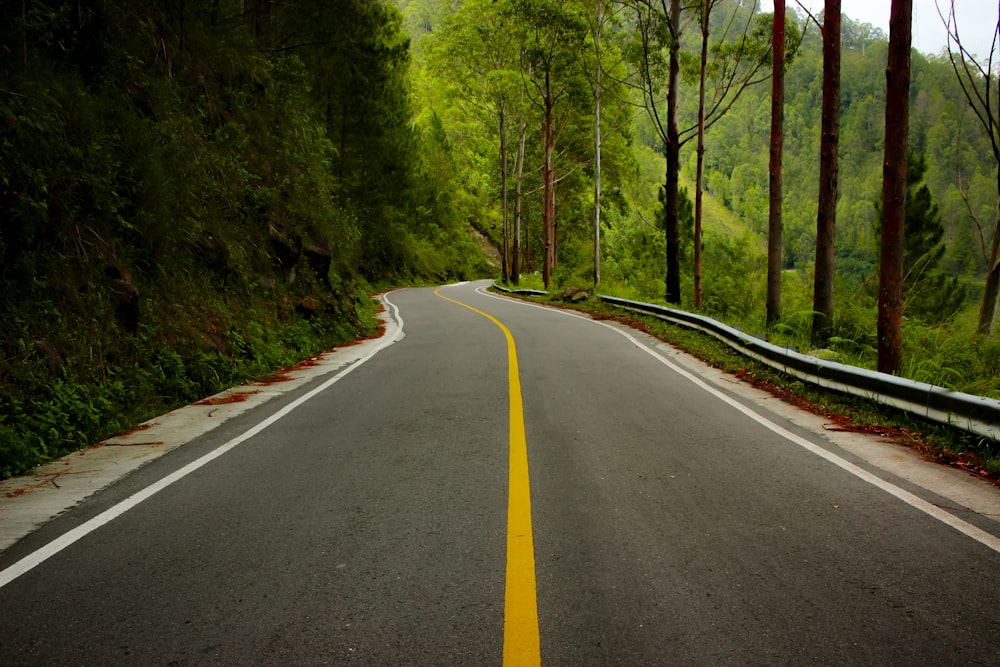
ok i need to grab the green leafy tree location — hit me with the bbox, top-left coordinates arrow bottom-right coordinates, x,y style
624,0 -> 685,303
685,3 -> 783,309
516,0 -> 590,289
427,0 -> 525,281
274,0 -> 426,278
0,0 -> 487,477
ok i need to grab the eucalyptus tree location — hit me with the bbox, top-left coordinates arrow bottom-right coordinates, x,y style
578,0 -> 635,286
766,0 -> 785,327
623,0 -> 776,305
687,1 -> 774,309
626,0 -> 684,302
877,0 -> 911,375
516,0 -> 591,289
428,0 -> 525,282
811,0 -> 840,345
513,105 -> 529,285
593,0 -> 605,285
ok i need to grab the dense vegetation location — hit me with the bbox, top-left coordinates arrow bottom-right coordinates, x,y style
3,1 -> 998,478
402,0 -> 1000,397
0,1 -> 491,478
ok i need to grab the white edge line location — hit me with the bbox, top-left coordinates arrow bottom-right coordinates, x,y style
476,285 -> 1000,555
0,293 -> 405,590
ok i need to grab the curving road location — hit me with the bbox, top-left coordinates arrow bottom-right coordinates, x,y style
1,280 -> 999,665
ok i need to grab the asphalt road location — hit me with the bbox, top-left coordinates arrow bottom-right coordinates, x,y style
2,280 -> 999,666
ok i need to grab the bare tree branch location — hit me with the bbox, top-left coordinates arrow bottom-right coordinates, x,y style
793,0 -> 821,30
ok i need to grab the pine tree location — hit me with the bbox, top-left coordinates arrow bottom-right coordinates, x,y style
876,154 -> 967,324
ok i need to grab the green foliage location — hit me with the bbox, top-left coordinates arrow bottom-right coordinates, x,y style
700,231 -> 765,321
8,0 -> 999,476
593,3 -> 998,398
874,153 -> 967,324
0,0 -> 490,478
898,321 -> 1000,397
0,281 -> 385,479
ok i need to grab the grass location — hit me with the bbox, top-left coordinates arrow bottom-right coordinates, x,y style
502,273 -> 547,291
492,284 -> 1000,482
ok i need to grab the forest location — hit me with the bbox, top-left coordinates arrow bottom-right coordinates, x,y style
401,0 -> 1000,391
0,0 -> 491,477
1,0 -> 998,478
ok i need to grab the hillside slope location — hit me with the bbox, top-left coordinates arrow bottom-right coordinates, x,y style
0,1 -> 491,478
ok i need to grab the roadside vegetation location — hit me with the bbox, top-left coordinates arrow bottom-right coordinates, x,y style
405,0 -> 1000,397
0,2 -> 491,479
4,0 -> 1000,482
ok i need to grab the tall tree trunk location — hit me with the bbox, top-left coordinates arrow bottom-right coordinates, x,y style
513,118 -> 527,287
694,0 -> 711,309
543,71 -> 555,290
665,0 -> 682,304
812,0 -> 841,345
980,46 -> 1000,335
553,186 -> 559,269
980,209 -> 1000,335
766,0 -> 786,328
593,0 -> 602,287
877,0 -> 912,374
500,107 -> 510,283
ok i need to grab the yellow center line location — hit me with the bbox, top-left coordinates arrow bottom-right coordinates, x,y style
434,288 -> 541,667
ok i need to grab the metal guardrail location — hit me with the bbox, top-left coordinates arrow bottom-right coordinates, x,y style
489,282 -> 999,440
598,295 -> 1000,441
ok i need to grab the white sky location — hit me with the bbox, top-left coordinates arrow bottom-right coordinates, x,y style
758,0 -> 999,59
